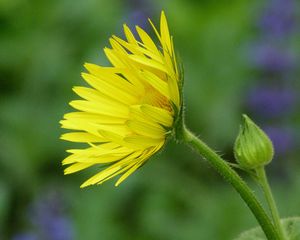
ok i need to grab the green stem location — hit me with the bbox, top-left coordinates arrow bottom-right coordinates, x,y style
256,167 -> 287,240
181,126 -> 280,240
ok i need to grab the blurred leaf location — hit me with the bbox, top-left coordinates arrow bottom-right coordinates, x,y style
0,181 -> 10,234
235,217 -> 300,240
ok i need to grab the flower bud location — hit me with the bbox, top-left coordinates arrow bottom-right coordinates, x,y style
234,114 -> 274,169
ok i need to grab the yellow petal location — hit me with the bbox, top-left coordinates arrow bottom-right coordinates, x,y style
84,65 -> 139,97
115,142 -> 164,186
148,18 -> 162,43
129,105 -> 169,128
115,159 -> 144,186
98,130 -> 128,147
136,26 -> 160,56
168,76 -> 180,108
97,124 -> 131,137
63,112 -> 126,124
104,47 -> 126,67
113,35 -> 163,63
80,151 -> 141,187
140,104 -> 173,127
60,119 -> 101,136
63,152 -> 129,165
124,135 -> 164,148
65,143 -> 120,156
84,63 -> 145,93
64,162 -> 94,174
112,35 -> 141,56
129,55 -> 168,73
60,132 -> 104,143
81,72 -> 138,105
123,24 -> 139,46
160,11 -> 172,55
126,120 -> 165,139
73,86 -> 109,103
139,70 -> 170,98
118,69 -> 145,93
69,100 -> 129,118
109,38 -> 128,55
170,36 -> 179,75
98,153 -> 143,185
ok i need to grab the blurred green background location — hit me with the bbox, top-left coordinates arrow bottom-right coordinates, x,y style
0,0 -> 299,239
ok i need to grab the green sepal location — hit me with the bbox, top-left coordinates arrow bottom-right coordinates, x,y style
172,53 -> 185,143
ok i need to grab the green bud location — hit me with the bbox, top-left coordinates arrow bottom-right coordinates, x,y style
234,114 -> 274,170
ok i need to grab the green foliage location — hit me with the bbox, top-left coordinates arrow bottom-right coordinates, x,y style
235,217 -> 300,240
0,0 -> 299,239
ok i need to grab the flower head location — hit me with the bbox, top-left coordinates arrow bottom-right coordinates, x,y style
60,11 -> 181,187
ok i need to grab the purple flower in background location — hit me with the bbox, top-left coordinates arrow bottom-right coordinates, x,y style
264,126 -> 295,155
13,233 -> 37,240
250,44 -> 295,72
124,0 -> 154,31
127,9 -> 150,30
30,191 -> 74,240
246,0 -> 299,162
43,217 -> 73,240
14,191 -> 74,240
259,0 -> 296,36
247,86 -> 296,118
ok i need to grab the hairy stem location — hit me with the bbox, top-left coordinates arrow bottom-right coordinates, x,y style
256,167 -> 287,240
182,126 -> 280,240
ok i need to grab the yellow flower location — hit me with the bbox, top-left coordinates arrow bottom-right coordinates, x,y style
60,11 -> 181,187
